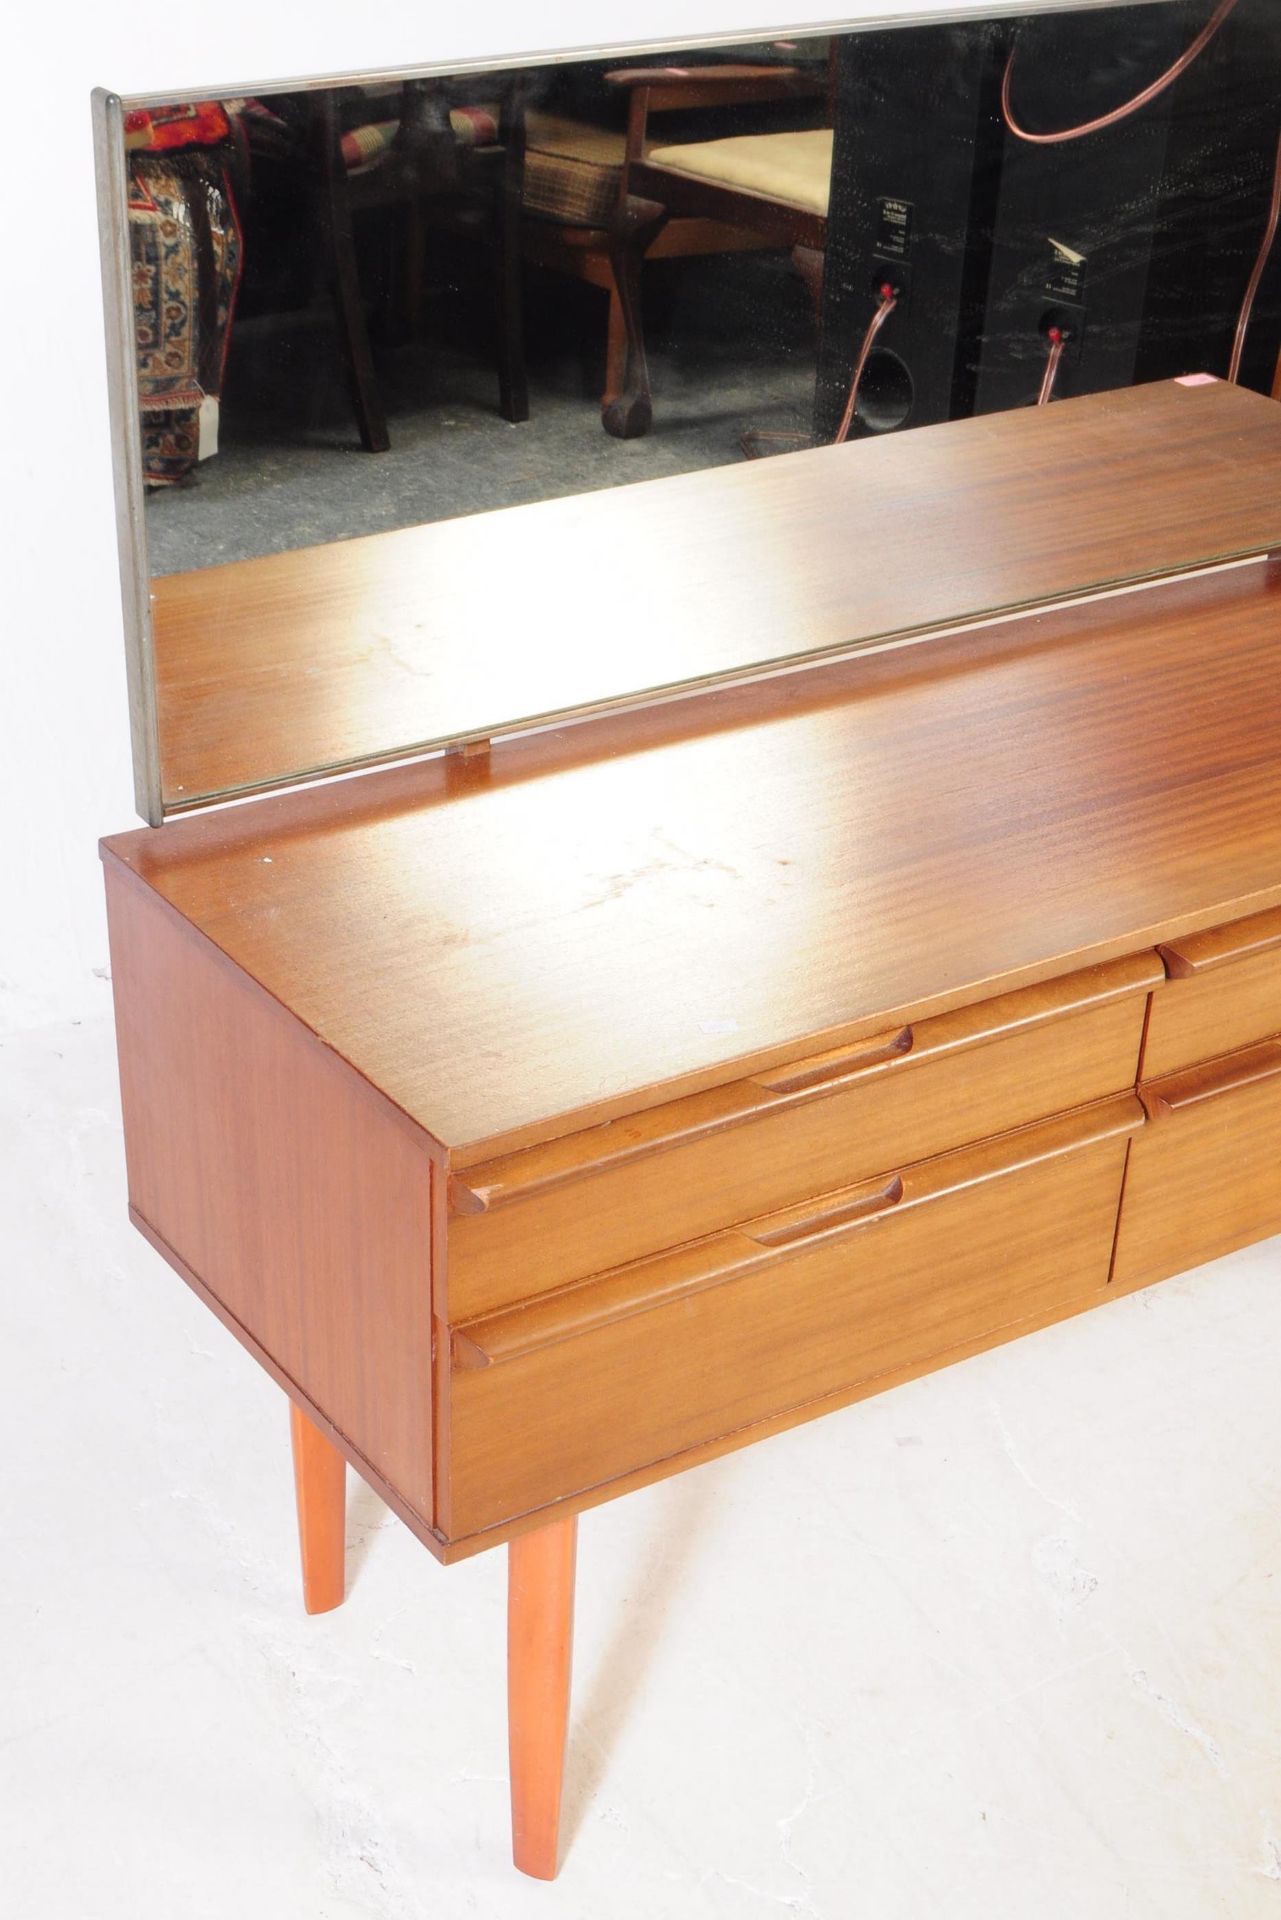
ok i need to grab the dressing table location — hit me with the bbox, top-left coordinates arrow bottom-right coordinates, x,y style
99,372 -> 1281,1877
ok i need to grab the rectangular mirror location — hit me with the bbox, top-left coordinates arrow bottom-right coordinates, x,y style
96,0 -> 1281,821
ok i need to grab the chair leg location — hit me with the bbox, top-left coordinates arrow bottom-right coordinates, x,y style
508,1513 -> 578,1879
316,185 -> 391,453
602,195 -> 669,439
602,279 -> 628,409
289,1401 -> 347,1615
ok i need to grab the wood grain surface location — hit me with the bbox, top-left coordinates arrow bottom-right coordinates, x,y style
151,379 -> 1281,808
1144,918 -> 1281,1078
445,959 -> 1155,1319
444,1102 -> 1137,1535
107,378 -> 1281,1584
105,866 -> 437,1522
104,557 -> 1281,1164
1115,1040 -> 1281,1289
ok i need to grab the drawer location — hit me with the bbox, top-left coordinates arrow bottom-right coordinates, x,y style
1113,1040 -> 1281,1291
444,1097 -> 1141,1537
1143,906 -> 1281,1079
446,953 -> 1157,1319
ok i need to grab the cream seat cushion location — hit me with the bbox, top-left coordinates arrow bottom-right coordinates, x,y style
646,128 -> 833,217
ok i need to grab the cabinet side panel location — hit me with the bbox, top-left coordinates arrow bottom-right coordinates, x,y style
105,866 -> 434,1520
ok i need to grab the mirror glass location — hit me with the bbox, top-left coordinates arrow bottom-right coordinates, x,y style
101,1 -> 1281,818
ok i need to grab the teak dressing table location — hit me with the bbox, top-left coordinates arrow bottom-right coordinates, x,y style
102,378 -> 1281,1878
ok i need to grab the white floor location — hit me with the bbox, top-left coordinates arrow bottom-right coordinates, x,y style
2,1013 -> 1280,1919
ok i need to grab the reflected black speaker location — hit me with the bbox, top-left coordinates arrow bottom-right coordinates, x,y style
813,24 -> 1009,442
816,3 -> 1281,438
973,2 -> 1201,412
1136,0 -> 1281,392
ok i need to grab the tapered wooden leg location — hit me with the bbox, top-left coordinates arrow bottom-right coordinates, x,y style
601,195 -> 669,439
508,1513 -> 578,1879
309,98 -> 390,453
325,194 -> 392,452
602,278 -> 627,409
289,1402 -> 347,1614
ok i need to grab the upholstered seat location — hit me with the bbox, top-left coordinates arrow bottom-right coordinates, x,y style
608,79 -> 833,439
344,109 -> 629,230
646,128 -> 834,217
522,113 -> 630,228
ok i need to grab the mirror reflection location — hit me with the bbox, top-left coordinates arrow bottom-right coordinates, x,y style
107,2 -> 1281,813
130,38 -> 834,571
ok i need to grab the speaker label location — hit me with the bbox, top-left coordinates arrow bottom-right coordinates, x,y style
1045,238 -> 1088,303
876,197 -> 914,261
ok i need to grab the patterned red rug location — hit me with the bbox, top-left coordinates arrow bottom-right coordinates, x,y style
129,137 -> 243,486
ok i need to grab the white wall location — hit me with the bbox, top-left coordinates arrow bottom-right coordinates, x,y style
0,0 -> 1161,1034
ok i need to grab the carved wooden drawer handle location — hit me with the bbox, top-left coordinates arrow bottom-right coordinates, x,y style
745,1174 -> 905,1248
1140,1037 -> 1281,1119
750,1030 -> 914,1097
1158,904 -> 1281,979
450,952 -> 1159,1217
451,1096 -> 1144,1369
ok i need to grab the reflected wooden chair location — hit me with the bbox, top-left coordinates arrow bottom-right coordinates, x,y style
311,80 -> 529,452
601,63 -> 835,437
520,62 -> 826,438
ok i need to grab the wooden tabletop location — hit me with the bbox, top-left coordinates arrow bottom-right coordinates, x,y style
108,555 -> 1281,1163
152,378 -> 1281,809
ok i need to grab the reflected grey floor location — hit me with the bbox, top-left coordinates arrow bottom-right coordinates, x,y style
145,326 -> 816,577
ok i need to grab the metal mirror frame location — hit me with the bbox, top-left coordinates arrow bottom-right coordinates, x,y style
94,0 -> 1177,824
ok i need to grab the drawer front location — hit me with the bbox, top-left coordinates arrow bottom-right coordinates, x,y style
1143,907 -> 1281,1079
447,955 -> 1156,1319
1113,1040 -> 1281,1291
444,1100 -> 1140,1538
